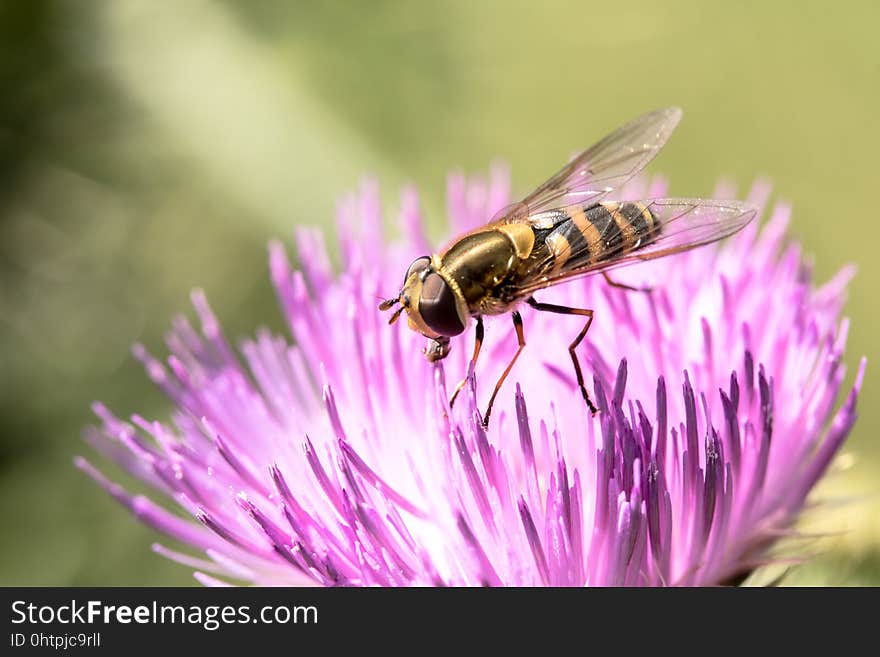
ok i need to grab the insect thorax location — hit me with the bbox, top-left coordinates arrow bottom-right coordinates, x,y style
439,229 -> 522,316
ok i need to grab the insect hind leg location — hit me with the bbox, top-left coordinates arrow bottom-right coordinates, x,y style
602,271 -> 652,294
526,297 -> 598,415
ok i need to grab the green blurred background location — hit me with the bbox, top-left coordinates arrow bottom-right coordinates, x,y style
1,0 -> 877,585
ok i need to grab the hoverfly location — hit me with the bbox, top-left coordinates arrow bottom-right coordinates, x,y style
379,108 -> 756,426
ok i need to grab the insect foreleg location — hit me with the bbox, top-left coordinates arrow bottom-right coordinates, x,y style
449,316 -> 484,408
525,297 -> 598,415
481,311 -> 525,428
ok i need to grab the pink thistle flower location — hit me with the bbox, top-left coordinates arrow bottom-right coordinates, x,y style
78,167 -> 864,586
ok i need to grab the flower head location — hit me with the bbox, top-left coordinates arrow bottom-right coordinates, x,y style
78,167 -> 864,586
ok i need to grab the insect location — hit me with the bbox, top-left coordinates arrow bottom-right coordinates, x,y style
379,107 -> 756,426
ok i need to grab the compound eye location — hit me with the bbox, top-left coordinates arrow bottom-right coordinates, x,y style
418,273 -> 465,336
404,256 -> 431,285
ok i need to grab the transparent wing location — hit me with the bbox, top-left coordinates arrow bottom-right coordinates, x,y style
492,107 -> 682,224
513,198 -> 757,297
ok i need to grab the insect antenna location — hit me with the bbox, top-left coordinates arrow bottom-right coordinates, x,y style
378,296 -> 406,324
387,305 -> 405,325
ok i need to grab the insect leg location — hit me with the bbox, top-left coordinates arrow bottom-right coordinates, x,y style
525,297 -> 598,415
602,271 -> 652,293
481,311 -> 525,428
449,316 -> 484,408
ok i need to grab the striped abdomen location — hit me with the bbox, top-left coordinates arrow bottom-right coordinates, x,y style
539,201 -> 660,274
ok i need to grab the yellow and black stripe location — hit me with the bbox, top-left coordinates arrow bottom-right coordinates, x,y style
543,201 -> 659,273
